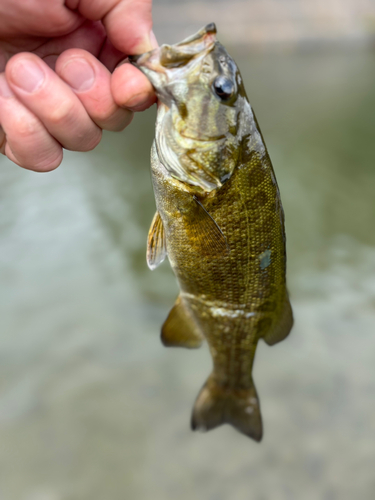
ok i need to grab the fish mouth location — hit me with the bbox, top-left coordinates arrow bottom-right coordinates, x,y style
129,23 -> 216,63
129,23 -> 217,86
180,132 -> 226,143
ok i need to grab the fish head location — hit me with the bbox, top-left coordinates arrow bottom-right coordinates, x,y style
131,24 -> 252,192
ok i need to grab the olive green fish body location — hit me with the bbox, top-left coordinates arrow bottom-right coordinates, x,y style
133,24 -> 293,440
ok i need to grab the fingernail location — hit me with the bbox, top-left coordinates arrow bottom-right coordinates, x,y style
10,59 -> 45,93
149,30 -> 159,49
0,75 -> 13,98
60,58 -> 95,92
133,30 -> 158,54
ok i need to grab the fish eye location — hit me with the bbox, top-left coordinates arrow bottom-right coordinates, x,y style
212,76 -> 235,100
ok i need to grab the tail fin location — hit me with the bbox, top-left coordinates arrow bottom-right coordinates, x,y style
191,375 -> 263,441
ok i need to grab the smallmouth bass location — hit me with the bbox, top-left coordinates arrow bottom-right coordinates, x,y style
131,23 -> 293,441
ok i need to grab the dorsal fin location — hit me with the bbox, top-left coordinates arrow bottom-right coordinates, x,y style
147,211 -> 167,270
190,195 -> 230,256
161,295 -> 204,349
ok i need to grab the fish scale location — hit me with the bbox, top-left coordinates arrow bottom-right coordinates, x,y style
131,24 -> 293,441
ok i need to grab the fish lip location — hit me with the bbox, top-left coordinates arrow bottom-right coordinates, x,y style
175,22 -> 217,46
129,24 -> 217,65
128,23 -> 217,76
128,53 -> 155,70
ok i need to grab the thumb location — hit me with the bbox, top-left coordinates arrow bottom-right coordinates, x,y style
103,0 -> 154,54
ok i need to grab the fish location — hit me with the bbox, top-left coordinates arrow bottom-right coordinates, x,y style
130,23 -> 293,441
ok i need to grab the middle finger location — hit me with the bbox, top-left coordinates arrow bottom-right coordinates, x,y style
5,53 -> 102,152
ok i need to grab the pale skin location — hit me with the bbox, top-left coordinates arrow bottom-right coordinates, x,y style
0,0 -> 157,171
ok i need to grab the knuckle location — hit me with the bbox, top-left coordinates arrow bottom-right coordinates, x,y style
6,138 -> 62,172
88,102 -> 112,123
48,99 -> 76,126
34,151 -> 63,172
12,114 -> 41,140
68,128 -> 102,152
82,129 -> 102,151
102,110 -> 133,132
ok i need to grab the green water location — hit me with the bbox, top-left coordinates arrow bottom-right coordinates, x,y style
0,49 -> 374,500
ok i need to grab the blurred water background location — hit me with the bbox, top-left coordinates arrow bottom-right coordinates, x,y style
1,1 -> 375,499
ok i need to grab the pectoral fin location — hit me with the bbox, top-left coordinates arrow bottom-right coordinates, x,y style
161,296 -> 204,349
147,211 -> 167,270
190,196 -> 230,256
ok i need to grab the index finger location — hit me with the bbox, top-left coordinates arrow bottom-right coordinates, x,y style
111,62 -> 156,111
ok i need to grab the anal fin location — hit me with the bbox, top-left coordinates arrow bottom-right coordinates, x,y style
263,296 -> 293,346
147,211 -> 167,270
161,296 -> 203,349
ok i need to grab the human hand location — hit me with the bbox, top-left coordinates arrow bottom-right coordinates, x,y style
0,0 -> 156,171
